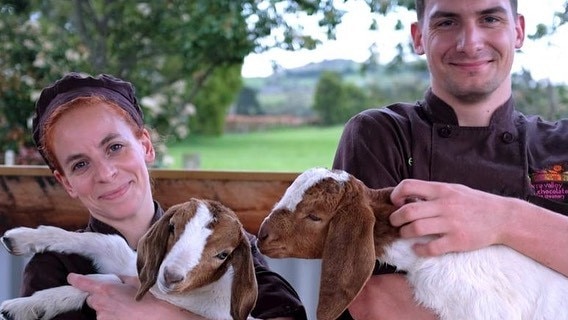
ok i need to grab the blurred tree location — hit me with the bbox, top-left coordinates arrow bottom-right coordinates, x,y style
235,87 -> 264,116
190,65 -> 243,135
312,70 -> 369,125
1,0 -> 566,163
0,0 -> 414,162
313,71 -> 345,125
513,69 -> 568,120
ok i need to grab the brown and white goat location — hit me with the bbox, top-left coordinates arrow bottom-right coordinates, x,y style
257,167 -> 568,320
1,198 -> 258,320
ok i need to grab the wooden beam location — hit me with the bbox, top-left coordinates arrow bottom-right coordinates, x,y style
0,166 -> 298,235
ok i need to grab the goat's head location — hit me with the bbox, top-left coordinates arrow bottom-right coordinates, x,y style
136,198 -> 258,320
257,167 -> 396,320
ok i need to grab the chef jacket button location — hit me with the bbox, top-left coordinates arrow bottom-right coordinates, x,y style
438,127 -> 452,138
501,132 -> 515,143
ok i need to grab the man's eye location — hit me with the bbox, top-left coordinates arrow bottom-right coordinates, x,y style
482,16 -> 500,24
110,144 -> 123,152
435,19 -> 456,28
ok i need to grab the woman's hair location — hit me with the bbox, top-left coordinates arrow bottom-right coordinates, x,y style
40,95 -> 145,173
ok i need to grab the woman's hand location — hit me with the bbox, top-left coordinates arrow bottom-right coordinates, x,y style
67,273 -> 205,320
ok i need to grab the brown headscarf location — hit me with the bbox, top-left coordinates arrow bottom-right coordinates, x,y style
32,72 -> 144,169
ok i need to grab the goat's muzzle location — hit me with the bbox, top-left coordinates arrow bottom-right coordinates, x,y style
256,220 -> 285,258
163,266 -> 184,286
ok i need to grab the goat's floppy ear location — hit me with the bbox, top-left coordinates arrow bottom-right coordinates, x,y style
229,231 -> 258,320
317,180 -> 376,320
135,209 -> 173,300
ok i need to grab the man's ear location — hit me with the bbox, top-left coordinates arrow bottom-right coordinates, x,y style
514,14 -> 525,49
54,170 -> 78,198
410,22 -> 425,55
140,129 -> 156,163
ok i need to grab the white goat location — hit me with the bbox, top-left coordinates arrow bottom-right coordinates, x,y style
257,167 -> 568,320
1,198 -> 258,320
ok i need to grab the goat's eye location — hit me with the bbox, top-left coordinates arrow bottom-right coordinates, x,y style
168,222 -> 175,234
216,251 -> 230,260
307,213 -> 321,222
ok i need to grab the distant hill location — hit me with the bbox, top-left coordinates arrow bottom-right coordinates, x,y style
245,59 -> 360,81
241,58 -> 430,117
278,59 -> 360,77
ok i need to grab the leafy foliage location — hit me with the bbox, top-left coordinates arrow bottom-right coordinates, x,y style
0,0 -> 409,162
1,0 -> 567,164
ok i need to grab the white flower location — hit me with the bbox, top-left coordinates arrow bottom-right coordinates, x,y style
136,3 -> 152,17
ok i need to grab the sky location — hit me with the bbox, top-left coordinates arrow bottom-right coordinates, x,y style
241,0 -> 568,84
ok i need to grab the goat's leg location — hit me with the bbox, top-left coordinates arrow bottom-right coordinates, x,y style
0,274 -> 121,320
1,226 -> 137,275
0,286 -> 87,320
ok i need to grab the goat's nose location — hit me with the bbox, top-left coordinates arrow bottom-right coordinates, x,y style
163,267 -> 184,285
257,224 -> 270,242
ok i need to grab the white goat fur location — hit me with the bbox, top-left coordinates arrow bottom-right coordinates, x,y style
1,198 -> 258,320
257,167 -> 568,320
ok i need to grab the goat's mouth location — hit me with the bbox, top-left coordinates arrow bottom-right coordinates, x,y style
258,244 -> 289,258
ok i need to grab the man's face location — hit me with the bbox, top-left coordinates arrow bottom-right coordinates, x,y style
411,0 -> 525,104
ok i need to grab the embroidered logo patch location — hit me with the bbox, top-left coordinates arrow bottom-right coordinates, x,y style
530,164 -> 568,202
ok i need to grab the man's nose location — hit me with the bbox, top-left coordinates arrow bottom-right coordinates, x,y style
456,22 -> 484,54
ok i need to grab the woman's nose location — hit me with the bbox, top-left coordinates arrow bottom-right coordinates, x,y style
95,161 -> 118,181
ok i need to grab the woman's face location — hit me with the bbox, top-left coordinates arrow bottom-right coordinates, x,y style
51,103 -> 155,223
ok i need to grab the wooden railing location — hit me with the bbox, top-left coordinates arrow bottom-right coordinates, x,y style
0,165 -> 299,235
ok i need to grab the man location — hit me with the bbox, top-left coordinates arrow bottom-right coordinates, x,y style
332,0 -> 568,318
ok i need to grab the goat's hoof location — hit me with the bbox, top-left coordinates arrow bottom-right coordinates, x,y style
0,236 -> 14,254
0,227 -> 48,256
0,310 -> 14,320
0,309 -> 17,320
0,301 -> 45,320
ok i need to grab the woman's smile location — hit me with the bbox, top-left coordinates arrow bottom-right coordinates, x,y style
98,181 -> 132,201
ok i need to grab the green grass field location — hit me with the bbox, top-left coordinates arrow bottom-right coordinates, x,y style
165,125 -> 344,172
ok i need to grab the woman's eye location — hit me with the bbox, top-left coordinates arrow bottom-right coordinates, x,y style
72,161 -> 87,172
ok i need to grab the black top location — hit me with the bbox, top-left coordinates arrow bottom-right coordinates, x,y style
332,89 -> 568,319
334,88 -> 568,212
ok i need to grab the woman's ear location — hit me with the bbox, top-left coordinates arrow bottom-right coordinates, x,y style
54,170 -> 78,198
140,129 -> 156,163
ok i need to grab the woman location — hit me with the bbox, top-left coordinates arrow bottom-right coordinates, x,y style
24,72 -> 307,319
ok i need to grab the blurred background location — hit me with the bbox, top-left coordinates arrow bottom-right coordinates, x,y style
1,0 -> 567,170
